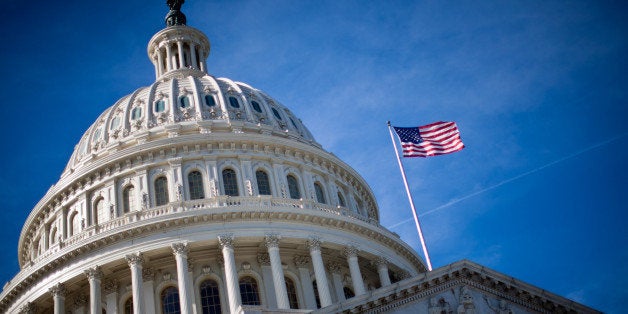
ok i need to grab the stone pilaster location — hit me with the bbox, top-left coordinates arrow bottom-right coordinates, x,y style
307,237 -> 332,307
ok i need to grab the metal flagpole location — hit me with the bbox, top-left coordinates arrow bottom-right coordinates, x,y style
387,121 -> 433,271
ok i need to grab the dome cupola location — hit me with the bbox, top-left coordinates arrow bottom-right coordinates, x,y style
148,0 -> 210,80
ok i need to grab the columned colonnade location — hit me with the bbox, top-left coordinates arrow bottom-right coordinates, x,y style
44,235 -> 396,313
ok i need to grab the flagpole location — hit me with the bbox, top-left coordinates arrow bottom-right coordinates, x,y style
387,121 -> 433,271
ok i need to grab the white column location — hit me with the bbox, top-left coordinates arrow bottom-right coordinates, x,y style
257,254 -> 277,309
103,280 -> 119,314
177,41 -> 185,68
328,262 -> 344,302
219,234 -> 241,314
376,257 -> 392,287
307,237 -> 332,307
293,255 -> 317,310
125,253 -> 145,314
84,266 -> 103,314
345,246 -> 366,296
166,44 -> 173,71
172,243 -> 193,314
49,283 -> 66,314
190,43 -> 198,69
265,235 -> 289,309
143,269 -> 157,314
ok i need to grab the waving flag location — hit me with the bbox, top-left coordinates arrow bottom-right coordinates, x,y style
393,121 -> 464,157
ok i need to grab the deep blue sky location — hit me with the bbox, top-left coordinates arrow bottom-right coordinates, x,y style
0,1 -> 626,312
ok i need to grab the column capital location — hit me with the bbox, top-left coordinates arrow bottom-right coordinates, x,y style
218,234 -> 235,249
375,256 -> 388,267
73,294 -> 88,309
343,245 -> 359,258
125,252 -> 144,266
293,255 -> 310,267
257,253 -> 271,266
264,234 -> 280,249
171,242 -> 189,256
84,266 -> 103,281
49,282 -> 67,297
307,236 -> 321,251
103,279 -> 119,294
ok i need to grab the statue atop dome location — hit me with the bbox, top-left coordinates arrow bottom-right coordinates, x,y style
165,0 -> 186,26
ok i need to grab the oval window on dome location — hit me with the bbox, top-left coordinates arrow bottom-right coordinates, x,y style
272,108 -> 283,120
179,96 -> 191,108
289,117 -> 299,130
228,96 -> 240,108
251,101 -> 262,113
155,100 -> 166,113
205,94 -> 216,107
131,107 -> 142,120
111,116 -> 120,129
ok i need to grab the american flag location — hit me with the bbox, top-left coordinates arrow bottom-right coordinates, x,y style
393,121 -> 465,157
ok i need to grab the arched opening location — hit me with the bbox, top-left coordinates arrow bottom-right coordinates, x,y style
155,176 -> 170,206
199,279 -> 221,314
239,276 -> 260,306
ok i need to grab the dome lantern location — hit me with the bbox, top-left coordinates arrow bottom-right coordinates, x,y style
148,0 -> 210,80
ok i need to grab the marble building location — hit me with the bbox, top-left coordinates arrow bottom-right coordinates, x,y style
0,2 -> 600,314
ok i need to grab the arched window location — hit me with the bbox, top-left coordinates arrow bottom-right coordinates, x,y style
337,192 -> 346,207
161,286 -> 181,314
124,297 -> 133,314
155,177 -> 170,206
205,94 -> 216,107
131,107 -> 142,120
222,169 -> 239,196
69,212 -> 80,236
287,175 -> 300,199
312,280 -> 321,309
155,99 -> 166,113
111,116 -> 120,129
239,276 -> 260,306
314,182 -> 326,204
290,117 -> 299,130
251,100 -> 262,113
50,228 -> 57,245
285,277 -> 299,309
228,96 -> 240,108
188,171 -> 205,200
272,108 -> 282,120
123,185 -> 135,213
255,170 -> 271,195
179,96 -> 191,108
199,279 -> 221,314
94,198 -> 106,225
343,286 -> 355,299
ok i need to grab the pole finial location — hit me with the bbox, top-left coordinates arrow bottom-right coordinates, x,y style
165,0 -> 186,27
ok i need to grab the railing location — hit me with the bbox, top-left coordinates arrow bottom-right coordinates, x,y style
27,196 -> 375,267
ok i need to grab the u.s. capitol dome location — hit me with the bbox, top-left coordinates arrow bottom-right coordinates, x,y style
0,2 -> 600,314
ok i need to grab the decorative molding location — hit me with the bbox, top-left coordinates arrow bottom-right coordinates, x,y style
218,234 -> 234,249
264,234 -> 280,249
142,268 -> 155,282
293,255 -> 310,267
257,253 -> 271,266
327,261 -> 341,273
171,242 -> 189,256
344,245 -> 359,258
125,252 -> 144,267
307,236 -> 321,251
103,279 -> 119,294
48,283 -> 66,297
84,266 -> 103,280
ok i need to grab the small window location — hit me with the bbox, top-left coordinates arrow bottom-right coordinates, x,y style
124,297 -> 133,314
287,175 -> 301,199
94,198 -> 106,225
251,100 -> 262,113
228,96 -> 240,108
188,171 -> 204,200
155,177 -> 170,206
161,286 -> 181,314
123,185 -> 135,213
239,277 -> 260,306
155,100 -> 166,113
205,94 -> 216,107
222,169 -> 239,196
255,170 -> 271,195
290,117 -> 299,130
111,116 -> 120,129
93,128 -> 102,141
199,279 -> 221,314
337,192 -> 346,207
343,286 -> 355,299
179,96 -> 191,108
272,108 -> 283,120
314,182 -> 326,204
131,107 -> 142,120
286,277 -> 299,309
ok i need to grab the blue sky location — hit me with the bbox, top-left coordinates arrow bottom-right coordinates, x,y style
0,0 -> 626,312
